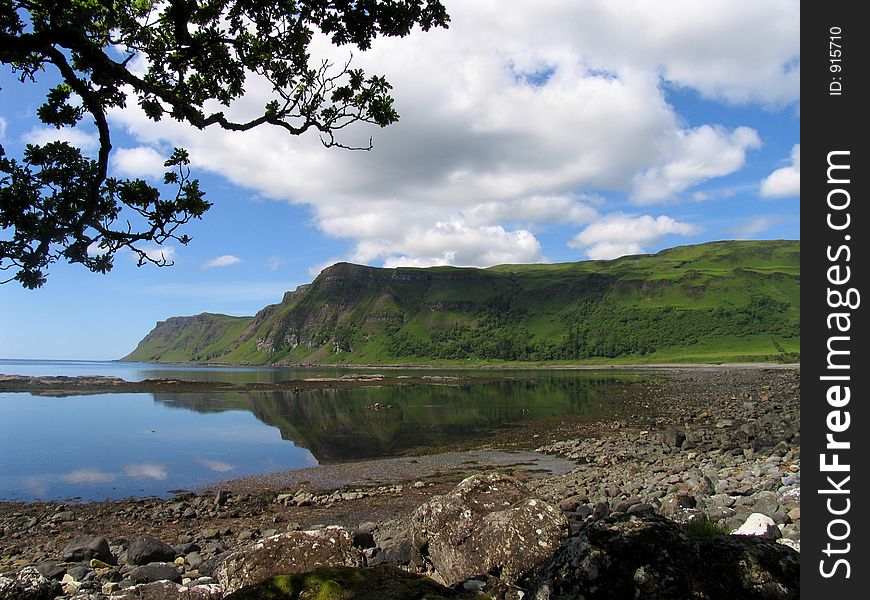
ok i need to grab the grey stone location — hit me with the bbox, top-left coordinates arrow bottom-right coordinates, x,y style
128,563 -> 182,584
110,580 -> 222,599
66,565 -> 92,581
34,561 -> 66,580
410,472 -> 568,586
61,534 -> 115,564
216,527 -> 364,595
186,552 -> 203,569
527,513 -> 798,600
128,536 -> 178,565
0,567 -> 61,600
379,535 -> 413,565
351,529 -> 376,549
662,428 -> 686,449
659,492 -> 697,518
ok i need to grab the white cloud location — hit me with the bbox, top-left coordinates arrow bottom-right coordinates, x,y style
308,258 -> 342,277
23,126 -> 99,151
731,216 -> 778,238
141,245 -> 176,263
112,146 -> 167,179
0,116 -> 7,140
760,144 -> 800,197
202,254 -> 242,269
104,1 -> 797,267
60,469 -> 116,484
87,242 -> 111,257
196,458 -> 234,473
463,195 -> 600,228
569,213 -> 700,259
354,219 -> 543,268
266,256 -> 285,272
124,463 -> 168,480
631,126 -> 762,203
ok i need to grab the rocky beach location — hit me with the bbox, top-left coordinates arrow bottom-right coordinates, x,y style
0,367 -> 800,599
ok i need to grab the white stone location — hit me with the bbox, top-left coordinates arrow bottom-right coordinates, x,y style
732,513 -> 780,538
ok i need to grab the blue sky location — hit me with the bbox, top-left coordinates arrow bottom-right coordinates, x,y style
0,0 -> 799,360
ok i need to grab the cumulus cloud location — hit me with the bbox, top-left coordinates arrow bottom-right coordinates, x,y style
60,469 -> 116,484
87,242 -> 110,257
631,126 -> 762,203
202,254 -> 242,269
569,213 -> 700,259
731,216 -> 779,238
112,146 -> 167,179
104,0 -> 797,267
760,144 -> 800,198
23,126 -> 99,151
462,195 -> 600,228
124,463 -> 168,480
353,220 -> 543,268
141,245 -> 176,263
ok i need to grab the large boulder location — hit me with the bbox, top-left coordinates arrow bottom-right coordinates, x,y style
527,513 -> 799,600
108,580 -> 222,599
127,536 -> 178,565
0,567 -> 62,600
410,472 -> 568,586
61,534 -> 115,564
128,563 -> 182,584
216,526 -> 364,595
223,565 -> 488,600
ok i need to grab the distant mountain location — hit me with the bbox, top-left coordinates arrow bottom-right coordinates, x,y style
123,240 -> 800,365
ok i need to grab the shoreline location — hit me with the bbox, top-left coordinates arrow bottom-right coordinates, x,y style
0,362 -> 798,396
0,366 -> 800,598
114,358 -> 799,370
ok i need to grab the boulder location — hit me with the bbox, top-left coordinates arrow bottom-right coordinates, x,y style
127,536 -> 178,565
109,580 -> 222,599
128,563 -> 182,584
527,513 -> 799,600
732,513 -> 781,539
0,567 -> 62,600
216,526 -> 364,595
658,492 -> 696,519
34,561 -> 66,580
61,534 -> 115,564
661,428 -> 686,449
410,472 -> 568,586
221,565 -> 485,600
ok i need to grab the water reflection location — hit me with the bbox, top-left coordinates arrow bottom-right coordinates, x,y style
153,375 -> 627,462
0,371 -> 637,500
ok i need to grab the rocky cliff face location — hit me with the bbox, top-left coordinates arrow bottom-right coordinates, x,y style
123,240 -> 800,365
124,314 -> 253,363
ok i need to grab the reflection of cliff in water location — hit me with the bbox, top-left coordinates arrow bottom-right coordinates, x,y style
152,376 -> 629,462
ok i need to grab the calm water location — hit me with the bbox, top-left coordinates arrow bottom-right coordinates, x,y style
0,359 -> 638,501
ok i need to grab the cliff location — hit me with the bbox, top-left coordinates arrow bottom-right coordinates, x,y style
123,240 -> 800,365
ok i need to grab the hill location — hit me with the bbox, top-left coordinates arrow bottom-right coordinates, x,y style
123,240 -> 800,365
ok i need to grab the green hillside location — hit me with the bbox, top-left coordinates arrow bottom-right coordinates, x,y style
123,240 -> 800,365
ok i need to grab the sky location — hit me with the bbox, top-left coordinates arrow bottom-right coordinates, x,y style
0,0 -> 800,360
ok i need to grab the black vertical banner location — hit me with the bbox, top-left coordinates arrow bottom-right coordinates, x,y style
802,2 -> 868,597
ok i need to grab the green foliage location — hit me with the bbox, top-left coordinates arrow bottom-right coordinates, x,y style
125,240 -> 801,366
681,514 -> 730,538
1,0 -> 449,287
